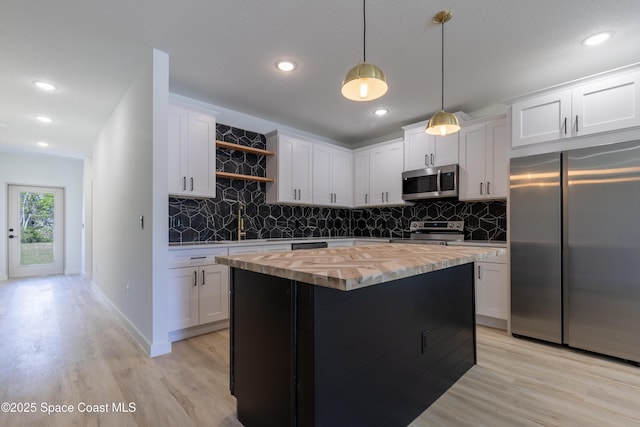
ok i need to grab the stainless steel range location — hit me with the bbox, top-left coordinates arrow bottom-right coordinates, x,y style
393,221 -> 464,245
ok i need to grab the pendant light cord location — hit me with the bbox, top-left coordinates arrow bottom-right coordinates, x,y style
362,0 -> 367,62
440,19 -> 445,110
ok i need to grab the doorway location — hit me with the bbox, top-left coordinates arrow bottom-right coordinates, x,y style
7,185 -> 64,277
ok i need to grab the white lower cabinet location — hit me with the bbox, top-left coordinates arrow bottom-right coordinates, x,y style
168,248 -> 230,333
474,253 -> 509,329
169,263 -> 230,331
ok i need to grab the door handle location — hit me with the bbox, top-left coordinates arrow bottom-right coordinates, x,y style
8,234 -> 15,239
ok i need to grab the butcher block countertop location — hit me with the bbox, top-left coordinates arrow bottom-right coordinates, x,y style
215,243 -> 506,291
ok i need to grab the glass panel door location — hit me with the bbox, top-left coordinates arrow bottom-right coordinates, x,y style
8,185 -> 64,277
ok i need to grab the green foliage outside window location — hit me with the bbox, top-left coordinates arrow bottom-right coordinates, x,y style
20,192 -> 54,243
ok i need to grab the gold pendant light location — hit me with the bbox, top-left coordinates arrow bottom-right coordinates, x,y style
341,0 -> 388,102
426,10 -> 460,136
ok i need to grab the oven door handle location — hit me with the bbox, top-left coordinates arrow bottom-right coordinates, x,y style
436,169 -> 442,194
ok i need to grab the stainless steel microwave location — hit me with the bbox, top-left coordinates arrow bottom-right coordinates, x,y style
402,164 -> 458,200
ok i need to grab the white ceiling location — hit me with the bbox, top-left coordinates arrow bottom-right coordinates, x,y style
1,0 -> 639,158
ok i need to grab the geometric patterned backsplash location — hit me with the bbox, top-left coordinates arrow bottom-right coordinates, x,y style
169,123 -> 507,243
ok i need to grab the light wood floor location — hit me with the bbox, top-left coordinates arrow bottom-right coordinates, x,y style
1,275 -> 639,427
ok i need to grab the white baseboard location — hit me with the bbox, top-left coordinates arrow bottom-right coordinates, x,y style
169,320 -> 230,342
90,281 -> 171,357
476,314 -> 508,330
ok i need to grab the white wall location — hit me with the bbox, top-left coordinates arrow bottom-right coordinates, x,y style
92,49 -> 170,357
0,152 -> 83,281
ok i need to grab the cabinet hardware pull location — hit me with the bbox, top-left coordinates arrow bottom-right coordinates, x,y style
183,177 -> 187,191
480,182 -> 484,195
190,177 -> 194,191
575,115 -> 579,133
365,193 -> 368,204
386,192 -> 389,202
202,270 -> 205,285
193,271 -> 197,286
190,256 -> 206,260
293,189 -> 297,200
430,153 -> 434,166
425,154 -> 428,166
437,169 -> 442,193
563,117 -> 567,135
478,265 -> 482,279
487,181 -> 491,195
297,189 -> 301,200
382,192 -> 385,203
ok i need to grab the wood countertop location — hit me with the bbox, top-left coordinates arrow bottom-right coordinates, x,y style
215,243 -> 506,291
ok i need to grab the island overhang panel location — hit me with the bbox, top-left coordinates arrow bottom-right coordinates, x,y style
217,244 -> 506,427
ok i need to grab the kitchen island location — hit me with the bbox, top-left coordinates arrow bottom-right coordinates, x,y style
216,244 -> 506,427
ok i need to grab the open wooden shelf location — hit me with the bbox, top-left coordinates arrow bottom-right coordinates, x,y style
215,171 -> 274,183
216,140 -> 274,156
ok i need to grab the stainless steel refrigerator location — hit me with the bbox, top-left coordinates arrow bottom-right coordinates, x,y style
510,140 -> 640,364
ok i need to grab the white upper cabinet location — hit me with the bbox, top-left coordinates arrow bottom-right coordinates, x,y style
168,104 -> 216,198
312,144 -> 353,207
459,117 -> 508,201
571,72 -> 640,136
403,122 -> 458,171
354,139 -> 405,207
511,91 -> 571,147
512,70 -> 640,147
353,150 -> 371,206
266,131 -> 313,205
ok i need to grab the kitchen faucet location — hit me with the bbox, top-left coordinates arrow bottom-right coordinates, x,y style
237,202 -> 246,241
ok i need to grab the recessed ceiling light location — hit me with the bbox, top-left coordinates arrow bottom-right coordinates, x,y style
373,108 -> 388,116
36,141 -> 49,147
33,81 -> 58,91
582,31 -> 613,47
36,115 -> 53,123
276,60 -> 297,72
